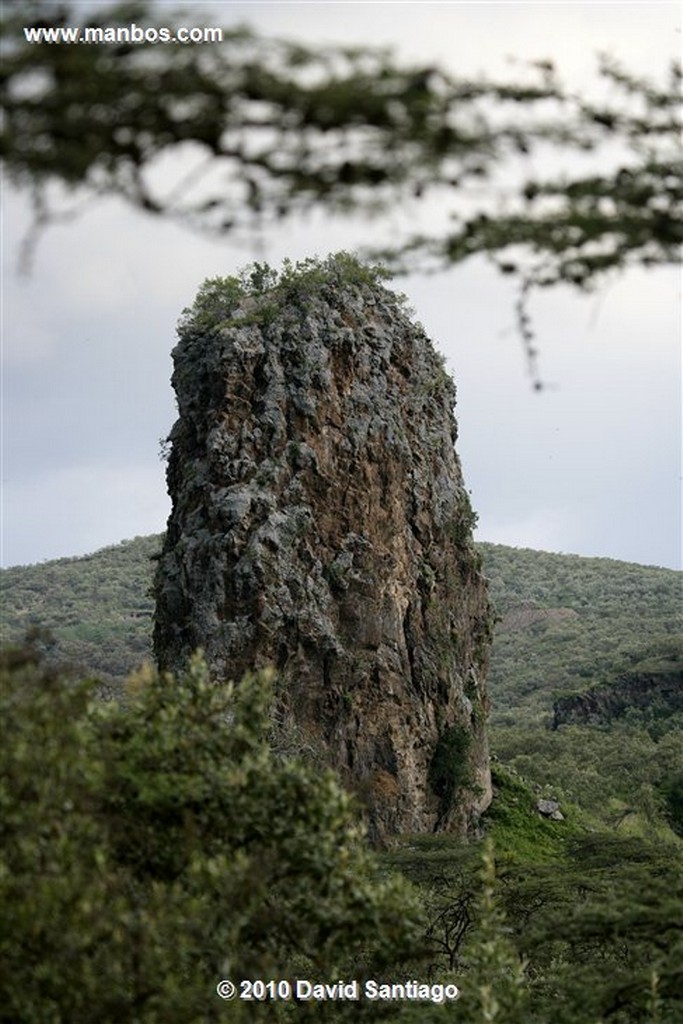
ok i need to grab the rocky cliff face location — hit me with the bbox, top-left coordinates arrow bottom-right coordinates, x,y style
154,255 -> 492,839
553,660 -> 683,729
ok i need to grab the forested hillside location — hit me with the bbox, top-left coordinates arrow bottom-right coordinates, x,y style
2,535 -> 679,716
0,534 -> 160,689
480,542 -> 681,724
474,543 -> 682,841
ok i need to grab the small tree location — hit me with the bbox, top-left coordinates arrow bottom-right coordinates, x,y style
458,840 -> 528,1024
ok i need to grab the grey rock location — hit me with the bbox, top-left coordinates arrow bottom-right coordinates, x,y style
154,256 -> 493,840
537,798 -> 565,820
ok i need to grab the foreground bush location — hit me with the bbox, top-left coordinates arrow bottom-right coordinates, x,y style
0,646 -> 421,1023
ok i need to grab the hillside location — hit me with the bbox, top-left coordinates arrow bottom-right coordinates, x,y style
478,543 -> 681,721
2,536 -> 679,713
475,544 -> 682,839
0,534 -> 160,691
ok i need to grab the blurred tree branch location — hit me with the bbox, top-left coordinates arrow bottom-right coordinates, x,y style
2,1 -> 680,382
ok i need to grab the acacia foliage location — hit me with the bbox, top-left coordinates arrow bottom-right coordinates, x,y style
386,771 -> 683,1024
0,644 -> 421,1023
2,1 -> 680,297
506,832 -> 683,1024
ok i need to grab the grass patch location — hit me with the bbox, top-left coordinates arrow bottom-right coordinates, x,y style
483,763 -> 581,864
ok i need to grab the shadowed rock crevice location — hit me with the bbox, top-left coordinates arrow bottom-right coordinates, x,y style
154,254 -> 493,839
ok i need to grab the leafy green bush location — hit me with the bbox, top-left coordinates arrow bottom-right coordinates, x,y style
0,645 -> 421,1023
658,771 -> 683,837
428,724 -> 473,814
177,273 -> 245,336
510,833 -> 683,1024
176,251 -> 405,340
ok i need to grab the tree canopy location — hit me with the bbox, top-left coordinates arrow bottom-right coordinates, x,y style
2,0 -> 680,302
0,643 -> 422,1023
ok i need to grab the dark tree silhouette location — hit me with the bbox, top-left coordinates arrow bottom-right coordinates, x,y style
2,1 -> 680,380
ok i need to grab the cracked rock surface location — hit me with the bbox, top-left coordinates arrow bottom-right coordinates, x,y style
154,256 -> 492,839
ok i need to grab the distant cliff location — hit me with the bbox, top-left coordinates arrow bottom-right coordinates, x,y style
153,254 -> 493,839
553,653 -> 683,729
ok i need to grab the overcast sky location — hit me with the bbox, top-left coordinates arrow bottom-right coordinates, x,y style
2,1 -> 681,571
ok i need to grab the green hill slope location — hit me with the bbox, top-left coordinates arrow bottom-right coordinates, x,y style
2,536 -> 680,709
477,544 -> 681,839
479,542 -> 681,725
0,534 -> 161,688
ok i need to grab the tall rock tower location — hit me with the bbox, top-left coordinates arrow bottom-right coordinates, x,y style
154,254 -> 492,839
